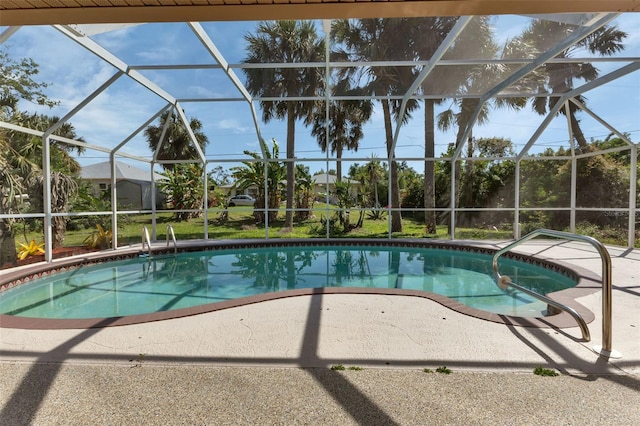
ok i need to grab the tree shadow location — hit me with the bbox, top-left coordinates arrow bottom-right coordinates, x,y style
0,318 -> 119,425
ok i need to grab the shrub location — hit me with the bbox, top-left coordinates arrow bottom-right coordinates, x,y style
83,224 -> 112,249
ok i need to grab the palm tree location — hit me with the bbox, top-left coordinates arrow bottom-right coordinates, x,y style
437,17 -> 531,229
411,17 -> 459,234
519,20 -> 626,150
0,52 -> 82,264
6,113 -> 84,249
231,139 -> 285,223
242,20 -> 325,229
19,114 -> 85,248
144,110 -> 209,170
294,164 -> 314,221
364,156 -> 384,210
311,79 -> 373,181
333,18 -> 418,232
0,132 -> 34,265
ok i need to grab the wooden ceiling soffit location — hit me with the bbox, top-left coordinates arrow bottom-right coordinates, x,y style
1,1 -> 639,26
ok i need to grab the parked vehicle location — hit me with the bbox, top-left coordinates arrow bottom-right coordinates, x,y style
228,195 -> 256,207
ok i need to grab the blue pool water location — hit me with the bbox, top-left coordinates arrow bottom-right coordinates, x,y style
0,245 -> 576,319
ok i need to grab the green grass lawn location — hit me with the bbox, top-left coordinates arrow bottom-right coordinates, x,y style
15,205 -> 508,249
14,203 -> 636,250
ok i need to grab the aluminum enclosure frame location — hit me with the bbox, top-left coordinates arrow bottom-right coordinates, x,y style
0,11 -> 638,263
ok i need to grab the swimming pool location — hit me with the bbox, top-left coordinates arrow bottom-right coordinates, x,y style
0,243 -> 578,325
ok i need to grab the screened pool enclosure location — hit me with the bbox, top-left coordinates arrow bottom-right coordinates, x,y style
0,8 -> 638,264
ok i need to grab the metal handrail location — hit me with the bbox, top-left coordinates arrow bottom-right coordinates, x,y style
492,229 -> 619,358
141,226 -> 152,255
166,225 -> 177,253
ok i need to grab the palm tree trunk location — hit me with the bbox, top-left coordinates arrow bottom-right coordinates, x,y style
285,104 -> 295,229
0,219 -> 17,266
336,145 -> 343,183
461,134 -> 475,226
382,99 -> 402,233
374,178 -> 379,208
569,103 -> 588,149
423,99 -> 437,234
447,122 -> 466,237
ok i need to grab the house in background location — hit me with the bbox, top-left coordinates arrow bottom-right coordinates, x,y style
218,174 -> 361,205
80,161 -> 165,210
217,183 -> 258,199
312,174 -> 361,204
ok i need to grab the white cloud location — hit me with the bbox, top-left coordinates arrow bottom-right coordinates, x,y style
186,85 -> 217,98
216,119 -> 249,134
136,47 -> 179,62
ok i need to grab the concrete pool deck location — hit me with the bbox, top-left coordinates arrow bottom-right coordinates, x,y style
1,239 -> 639,424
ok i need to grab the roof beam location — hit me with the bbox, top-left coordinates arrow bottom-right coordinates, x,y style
128,57 -> 640,71
54,25 -> 177,106
568,98 -> 634,146
187,22 -> 265,157
43,71 -> 124,138
516,61 -> 640,159
451,12 -> 620,162
0,121 -> 149,162
113,104 -> 172,155
391,16 -> 472,155
479,13 -> 620,104
152,107 -> 176,163
0,26 -> 20,44
174,101 -> 207,164
187,22 -> 253,103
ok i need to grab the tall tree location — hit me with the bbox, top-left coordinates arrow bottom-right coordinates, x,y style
519,19 -> 626,150
143,110 -> 209,170
243,20 -> 325,229
333,18 -> 418,232
411,17 -> 460,234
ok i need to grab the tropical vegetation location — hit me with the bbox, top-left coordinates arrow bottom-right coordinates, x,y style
242,20 -> 325,230
231,138 -> 285,224
143,109 -> 209,170
0,50 -> 85,265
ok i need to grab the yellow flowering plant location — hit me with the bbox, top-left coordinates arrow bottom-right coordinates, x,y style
17,240 -> 45,260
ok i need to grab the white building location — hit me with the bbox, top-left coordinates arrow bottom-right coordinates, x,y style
80,161 -> 165,210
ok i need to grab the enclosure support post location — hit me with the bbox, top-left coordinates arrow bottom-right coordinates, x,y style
203,164 -> 208,240
629,144 -> 637,248
324,19 -> 331,240
514,160 -> 521,240
42,136 -> 53,262
570,157 -> 577,233
151,162 -> 157,241
565,102 -> 577,233
388,156 -> 393,240
264,156 -> 269,239
449,159 -> 456,240
110,153 -> 118,249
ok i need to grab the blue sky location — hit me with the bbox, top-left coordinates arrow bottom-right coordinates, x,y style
2,13 -> 639,176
